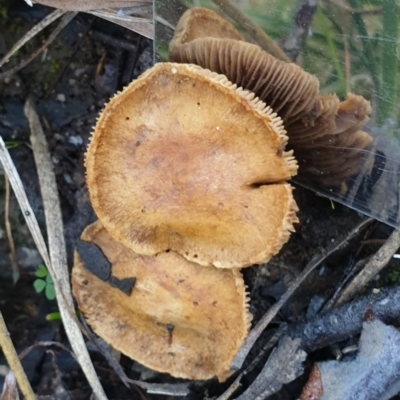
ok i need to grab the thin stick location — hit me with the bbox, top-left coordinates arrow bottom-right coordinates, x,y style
4,174 -> 20,283
336,228 -> 400,305
284,0 -> 318,62
23,98 -> 108,400
217,327 -> 285,400
210,0 -> 290,62
0,12 -> 76,80
0,312 -> 36,400
0,9 -> 65,68
288,284 -> 400,352
0,137 -> 51,269
230,217 -> 372,370
217,373 -> 243,400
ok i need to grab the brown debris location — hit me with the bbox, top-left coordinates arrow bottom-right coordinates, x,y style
300,364 -> 323,400
85,62 -> 298,268
71,220 -> 252,381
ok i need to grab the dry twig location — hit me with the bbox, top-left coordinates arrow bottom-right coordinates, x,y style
234,337 -> 306,400
231,217 -> 372,370
288,285 -> 400,352
0,312 -> 35,400
0,12 -> 77,81
0,9 -> 65,68
0,137 -> 51,270
4,175 -> 20,283
337,228 -> 400,304
23,98 -> 108,400
217,327 -> 285,400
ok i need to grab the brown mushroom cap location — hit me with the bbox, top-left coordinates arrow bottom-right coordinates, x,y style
86,62 -> 298,268
169,7 -> 244,46
72,220 -> 252,381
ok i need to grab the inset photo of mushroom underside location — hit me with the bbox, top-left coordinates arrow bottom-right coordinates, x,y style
168,7 -> 374,189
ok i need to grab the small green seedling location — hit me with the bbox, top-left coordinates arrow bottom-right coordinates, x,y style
34,264 -> 56,300
5,140 -> 23,149
46,310 -> 80,321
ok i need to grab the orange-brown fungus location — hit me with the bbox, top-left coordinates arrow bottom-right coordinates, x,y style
169,8 -> 374,188
169,8 -> 319,125
294,94 -> 373,186
72,220 -> 252,381
169,7 -> 244,46
86,62 -> 298,268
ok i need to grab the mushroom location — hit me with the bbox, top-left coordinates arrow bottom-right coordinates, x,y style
168,8 -> 374,188
71,220 -> 252,381
170,6 -> 244,44
169,8 -> 320,125
293,94 -> 373,187
85,62 -> 298,268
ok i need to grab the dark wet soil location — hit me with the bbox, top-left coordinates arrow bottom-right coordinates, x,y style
1,1 -> 399,399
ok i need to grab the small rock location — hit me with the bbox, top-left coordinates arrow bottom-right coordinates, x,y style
68,135 -> 83,146
63,173 -> 73,185
56,93 -> 66,103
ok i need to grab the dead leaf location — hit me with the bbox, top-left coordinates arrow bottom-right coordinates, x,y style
32,0 -> 151,12
88,9 -> 153,39
30,1 -> 154,38
300,364 -> 323,400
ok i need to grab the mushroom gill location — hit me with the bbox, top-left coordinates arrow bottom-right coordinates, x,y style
169,7 -> 374,189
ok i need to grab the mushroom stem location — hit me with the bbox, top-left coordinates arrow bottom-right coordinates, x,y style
210,0 -> 290,62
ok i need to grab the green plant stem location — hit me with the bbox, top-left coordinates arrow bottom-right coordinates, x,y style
377,0 -> 398,125
0,312 -> 36,400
